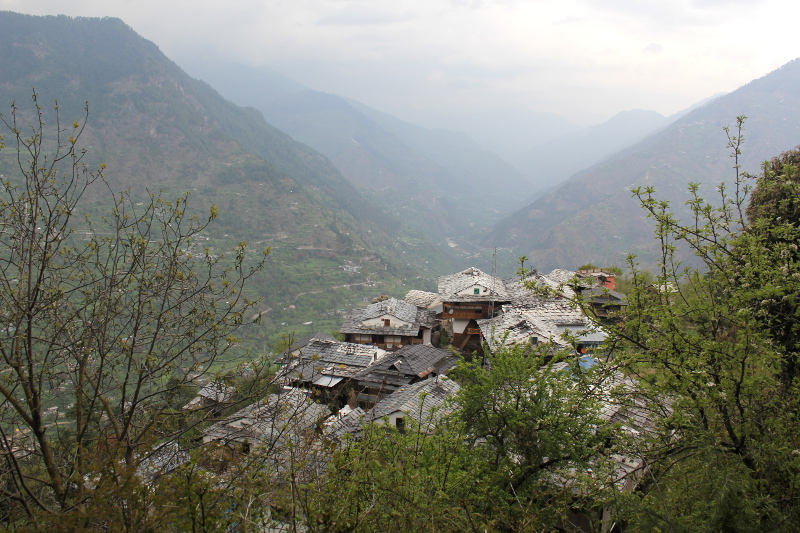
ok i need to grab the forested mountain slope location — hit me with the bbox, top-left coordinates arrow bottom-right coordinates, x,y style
483,58 -> 800,271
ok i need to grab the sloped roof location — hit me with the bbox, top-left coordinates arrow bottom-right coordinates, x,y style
322,406 -> 366,442
136,441 -> 190,481
198,381 -> 236,402
362,298 -> 418,322
339,298 -> 437,336
513,269 -> 577,299
403,290 -> 441,309
202,388 -> 329,446
437,267 -> 511,303
546,269 -> 576,284
478,311 -> 564,351
354,344 -> 458,387
279,339 -> 384,384
582,286 -> 628,304
478,302 -> 589,351
366,377 -> 460,427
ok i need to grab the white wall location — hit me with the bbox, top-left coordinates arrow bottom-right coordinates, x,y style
453,318 -> 470,334
362,313 -> 412,328
456,284 -> 492,297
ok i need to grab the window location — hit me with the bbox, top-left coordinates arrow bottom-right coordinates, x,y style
474,288 -> 480,295
395,417 -> 405,433
383,318 -> 390,327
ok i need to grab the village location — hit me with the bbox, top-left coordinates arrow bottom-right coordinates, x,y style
173,265 -> 650,510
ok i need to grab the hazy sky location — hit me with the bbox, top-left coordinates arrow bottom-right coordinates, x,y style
3,0 -> 799,126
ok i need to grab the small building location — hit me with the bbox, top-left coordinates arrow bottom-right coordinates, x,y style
403,289 -> 442,312
277,339 -> 386,404
287,331 -> 338,358
578,286 -> 628,319
340,297 -> 437,350
438,267 -> 512,352
201,387 -> 330,456
353,344 -> 458,408
183,381 -> 236,411
576,268 -> 617,291
322,405 -> 366,442
478,301 -> 605,355
365,377 -> 460,433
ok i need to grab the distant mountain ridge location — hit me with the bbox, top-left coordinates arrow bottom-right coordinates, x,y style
483,58 -> 800,271
513,109 -> 671,192
177,58 -> 537,240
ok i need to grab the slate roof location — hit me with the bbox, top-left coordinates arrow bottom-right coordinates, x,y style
403,290 -> 441,309
354,344 -> 458,387
279,339 -> 385,385
322,406 -> 366,442
582,286 -> 628,305
198,381 -> 236,402
478,303 -> 589,351
515,269 -> 577,299
437,267 -> 511,303
136,441 -> 190,481
202,388 -> 330,447
479,311 -> 564,351
339,298 -> 437,336
366,377 -> 460,428
183,381 -> 236,410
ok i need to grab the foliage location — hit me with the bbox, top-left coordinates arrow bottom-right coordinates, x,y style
0,94 -> 269,528
297,345 -> 622,532
604,118 -> 800,530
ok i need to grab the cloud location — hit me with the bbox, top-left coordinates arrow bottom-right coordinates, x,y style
643,43 -> 664,55
1,0 -> 798,126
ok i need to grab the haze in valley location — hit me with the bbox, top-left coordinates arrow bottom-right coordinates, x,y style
5,0 -> 800,143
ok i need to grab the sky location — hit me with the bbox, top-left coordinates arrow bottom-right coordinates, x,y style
3,0 -> 799,129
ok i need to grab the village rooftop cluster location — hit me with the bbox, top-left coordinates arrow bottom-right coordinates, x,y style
196,266 -> 629,453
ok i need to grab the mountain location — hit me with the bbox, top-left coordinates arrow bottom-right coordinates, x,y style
398,108 -> 580,164
513,109 -> 671,192
0,12 -> 457,346
483,58 -> 800,271
346,98 -> 531,208
176,58 -> 536,239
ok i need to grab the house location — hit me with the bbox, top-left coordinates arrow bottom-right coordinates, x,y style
277,339 -> 385,404
506,269 -> 577,303
352,344 -> 458,408
201,387 -> 330,456
438,267 -> 512,352
403,289 -> 442,312
576,268 -> 617,291
183,381 -> 236,411
340,297 -> 437,350
136,441 -> 190,482
478,300 -> 605,355
365,377 -> 460,433
578,286 -> 628,319
322,405 -> 366,442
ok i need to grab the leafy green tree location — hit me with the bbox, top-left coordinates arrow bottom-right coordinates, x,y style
296,345 -> 621,532
604,118 -> 800,531
0,94 -> 268,529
